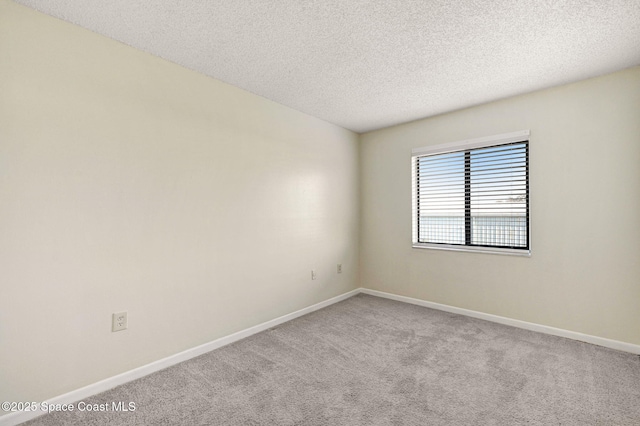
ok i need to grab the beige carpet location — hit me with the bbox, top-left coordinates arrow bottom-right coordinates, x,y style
24,294 -> 640,425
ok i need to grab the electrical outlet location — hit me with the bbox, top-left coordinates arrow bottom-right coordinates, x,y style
311,270 -> 317,280
337,264 -> 342,274
112,312 -> 127,332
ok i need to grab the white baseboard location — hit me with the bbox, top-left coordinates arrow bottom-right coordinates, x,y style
4,286 -> 639,426
0,289 -> 360,426
360,288 -> 640,355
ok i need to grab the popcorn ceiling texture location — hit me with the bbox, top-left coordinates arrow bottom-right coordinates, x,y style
14,0 -> 640,133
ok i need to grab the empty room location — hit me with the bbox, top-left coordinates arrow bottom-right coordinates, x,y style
1,0 -> 639,425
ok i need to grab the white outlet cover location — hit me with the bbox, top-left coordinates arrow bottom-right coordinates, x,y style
112,312 -> 128,332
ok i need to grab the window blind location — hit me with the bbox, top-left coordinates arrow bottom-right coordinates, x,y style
413,139 -> 529,252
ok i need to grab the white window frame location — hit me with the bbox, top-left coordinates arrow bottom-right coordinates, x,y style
411,130 -> 531,256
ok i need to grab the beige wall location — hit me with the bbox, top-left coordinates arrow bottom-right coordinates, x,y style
361,66 -> 640,345
0,0 -> 359,405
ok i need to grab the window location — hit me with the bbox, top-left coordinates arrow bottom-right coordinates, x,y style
411,131 -> 530,255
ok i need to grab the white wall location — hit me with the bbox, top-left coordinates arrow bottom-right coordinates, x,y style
360,66 -> 640,346
0,0 -> 359,406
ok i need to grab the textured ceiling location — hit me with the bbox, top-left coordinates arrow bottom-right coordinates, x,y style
13,0 -> 640,133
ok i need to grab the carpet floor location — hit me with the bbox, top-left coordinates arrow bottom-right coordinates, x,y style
24,294 -> 640,425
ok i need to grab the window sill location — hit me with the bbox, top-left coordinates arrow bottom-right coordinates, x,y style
412,243 -> 531,257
